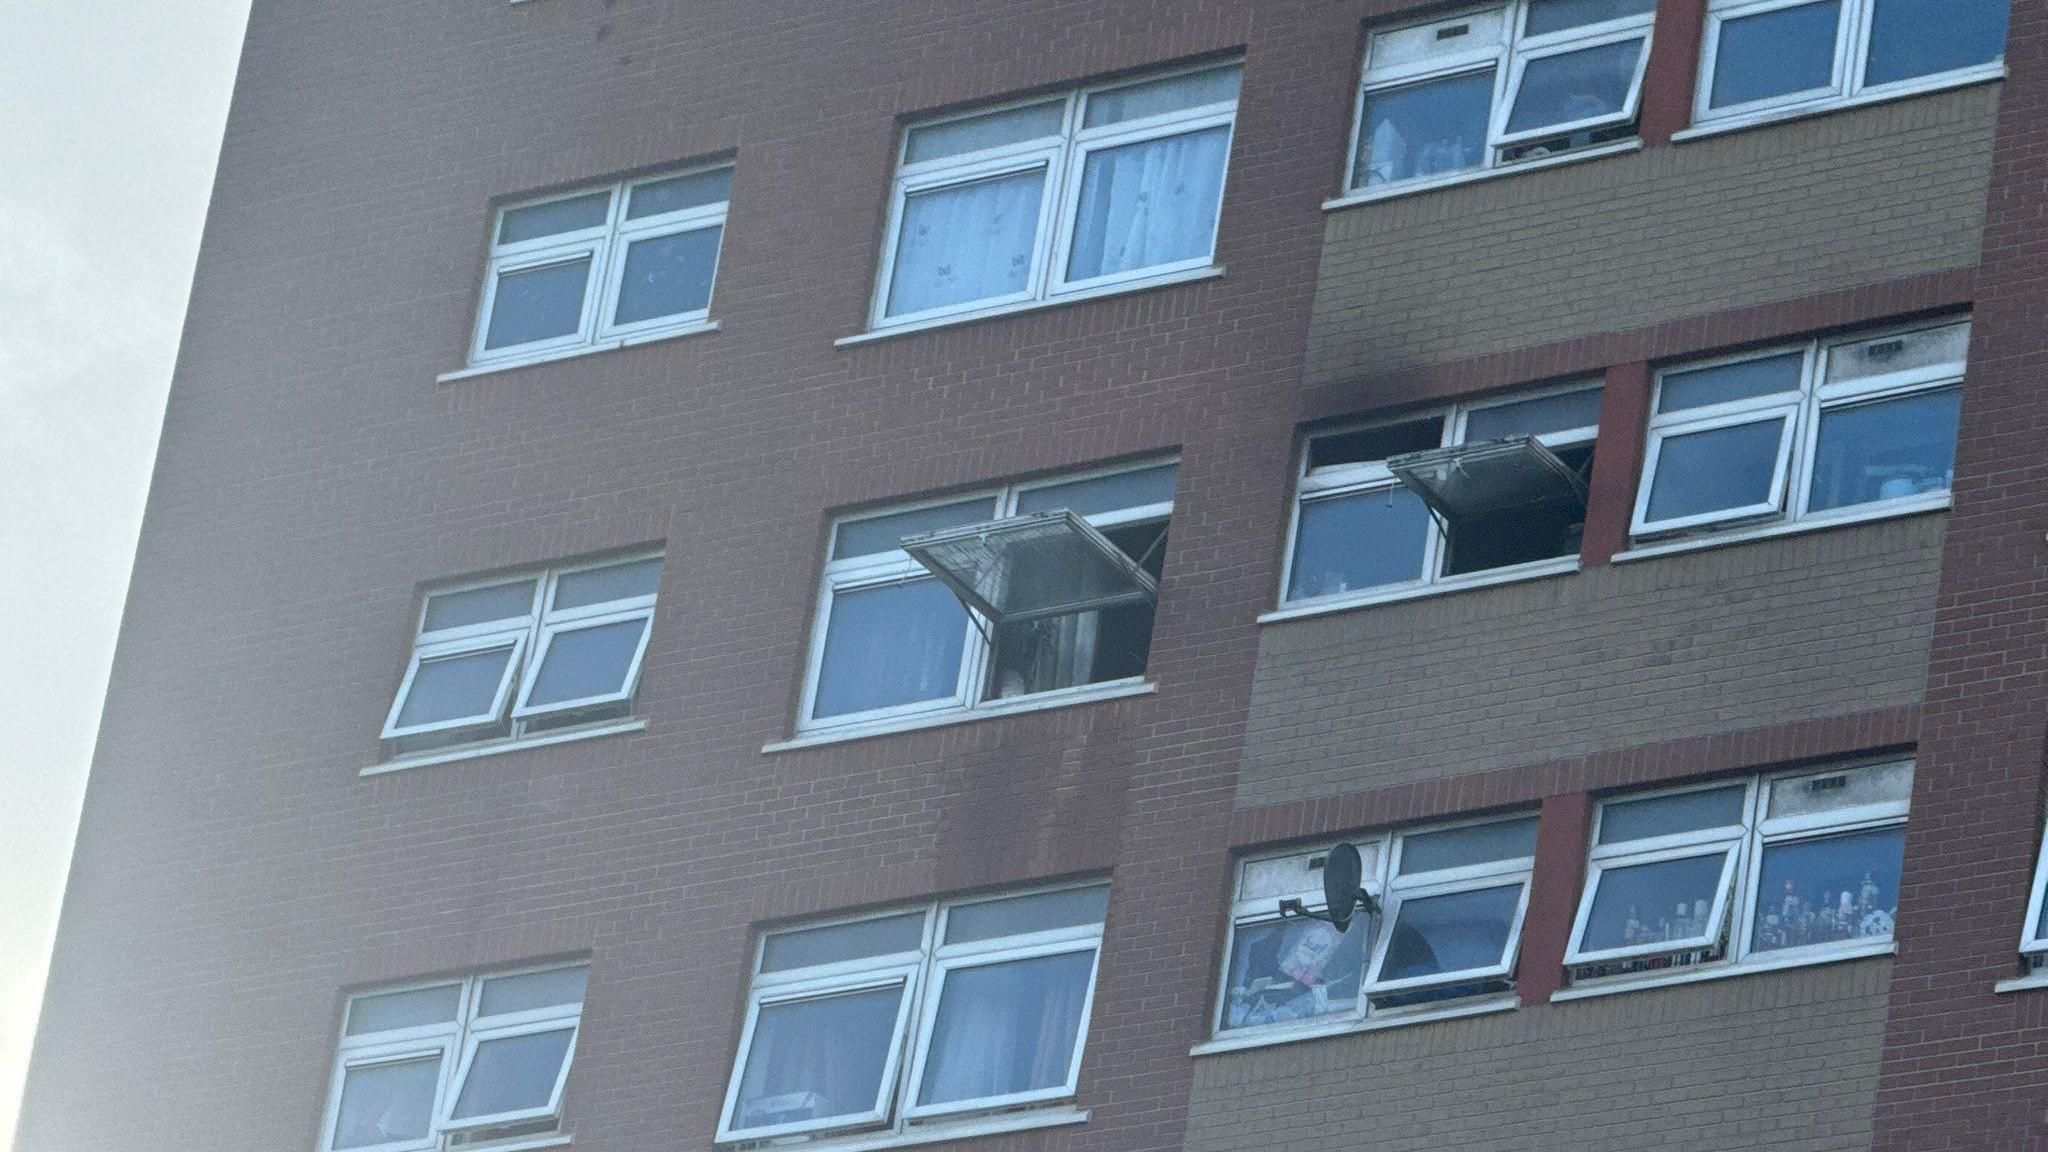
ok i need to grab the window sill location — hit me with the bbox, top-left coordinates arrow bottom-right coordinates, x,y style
436,320 -> 719,383
1612,495 -> 1950,566
1549,939 -> 1894,1003
833,266 -> 1225,348
726,1107 -> 1088,1152
1994,969 -> 2048,995
764,680 -> 1156,754
1320,139 -> 1642,211
360,718 -> 646,777
453,1135 -> 572,1152
1257,555 -> 1580,626
1188,993 -> 1517,1057
1670,66 -> 2005,145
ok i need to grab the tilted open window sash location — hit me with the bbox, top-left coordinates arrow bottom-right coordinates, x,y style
439,1015 -> 580,1133
901,510 -> 1158,630
2021,821 -> 2048,963
1386,435 -> 1589,529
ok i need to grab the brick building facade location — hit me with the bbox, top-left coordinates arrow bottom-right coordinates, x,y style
15,1 -> 2046,1150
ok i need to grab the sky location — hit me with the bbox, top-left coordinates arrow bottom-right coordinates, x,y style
0,0 -> 252,1142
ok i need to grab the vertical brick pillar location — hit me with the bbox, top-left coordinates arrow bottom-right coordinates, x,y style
1639,0 -> 1707,144
1580,361 -> 1652,567
1519,791 -> 1594,1005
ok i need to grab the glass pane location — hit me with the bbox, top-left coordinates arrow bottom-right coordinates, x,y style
1015,464 -> 1179,517
346,985 -> 462,1035
1505,38 -> 1645,134
833,499 -> 999,560
1353,72 -> 1493,189
945,887 -> 1109,944
1083,66 -> 1241,127
396,646 -> 515,728
1749,827 -> 1906,953
1307,418 -> 1444,471
886,169 -> 1046,316
525,618 -> 647,708
1808,389 -> 1961,512
1525,0 -> 1656,36
333,1056 -> 441,1149
1659,352 -> 1806,413
761,913 -> 928,973
450,1028 -> 575,1119
478,967 -> 588,1017
612,225 -> 721,325
554,558 -> 662,611
423,580 -> 537,632
733,986 -> 904,1130
1599,785 -> 1749,844
1766,761 -> 1915,820
1378,884 -> 1522,981
1825,323 -> 1970,386
483,257 -> 592,350
1463,387 -> 1603,441
1864,0 -> 2007,87
1286,487 -> 1432,601
1643,417 -> 1788,524
1709,1 -> 1841,109
917,951 -> 1094,1105
1579,854 -> 1729,953
1219,916 -> 1369,1031
1400,818 -> 1540,875
812,579 -> 968,719
905,101 -> 1066,165
498,191 -> 610,245
627,168 -> 732,219
1066,125 -> 1230,282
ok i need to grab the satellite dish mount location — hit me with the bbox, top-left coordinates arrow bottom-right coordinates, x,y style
1277,841 -> 1379,932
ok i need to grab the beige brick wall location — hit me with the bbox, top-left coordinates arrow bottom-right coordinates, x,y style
1305,85 -> 1997,384
1185,959 -> 1890,1152
1238,514 -> 1943,809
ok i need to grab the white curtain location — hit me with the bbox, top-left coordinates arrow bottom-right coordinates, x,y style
1065,125 -> 1228,281
887,170 -> 1044,316
919,954 -> 1091,1106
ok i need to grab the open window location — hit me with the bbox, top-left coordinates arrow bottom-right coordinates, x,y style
801,463 -> 1174,733
323,965 -> 588,1152
2020,815 -> 2048,974
1282,383 -> 1599,607
1363,816 -> 1539,1009
1214,844 -> 1383,1035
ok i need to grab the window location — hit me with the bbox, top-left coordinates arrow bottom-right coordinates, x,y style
1697,0 -> 2007,124
717,885 -> 1108,1144
1283,383 -> 1600,606
800,463 -> 1174,733
469,165 -> 730,366
871,63 -> 1239,329
1633,320 -> 1965,539
382,553 -> 661,756
1214,815 -> 1537,1036
1567,761 -> 1911,983
2020,818 -> 2048,971
322,964 -> 588,1152
1348,0 -> 1655,193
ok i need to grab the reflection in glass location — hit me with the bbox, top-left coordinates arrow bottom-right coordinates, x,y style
499,192 -> 610,245
1749,828 -> 1905,953
525,619 -> 647,708
347,985 -> 463,1035
553,559 -> 661,611
1864,0 -> 2007,87
478,968 -> 588,1018
627,169 -> 732,219
1807,389 -> 1961,512
1379,884 -> 1521,981
1066,126 -> 1230,282
450,1029 -> 575,1119
613,226 -> 722,325
1580,854 -> 1728,952
905,103 -> 1065,165
734,987 -> 904,1131
1599,785 -> 1747,844
485,258 -> 592,350
1084,66 -> 1241,127
423,581 -> 536,632
1354,72 -> 1494,188
945,887 -> 1110,945
887,170 -> 1046,317
1464,387 -> 1603,441
761,914 -> 927,974
813,580 -> 968,719
1400,819 -> 1540,875
397,646 -> 515,728
1221,917 -> 1369,1030
1287,487 -> 1432,601
918,952 -> 1093,1105
1644,418 -> 1787,523
1505,38 -> 1643,134
1659,353 -> 1805,413
1710,1 -> 1841,109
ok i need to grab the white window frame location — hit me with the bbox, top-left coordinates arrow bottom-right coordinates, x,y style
1210,839 -> 1394,1038
1362,816 -> 1539,1003
322,964 -> 587,1152
2020,820 -> 2048,961
1695,0 -> 2008,128
1632,319 -> 1969,540
468,164 -> 731,367
1279,380 -> 1600,610
1347,1 -> 1655,195
869,61 -> 1240,331
798,462 -> 1174,735
716,884 -> 1108,1146
381,552 -> 662,747
1566,762 -> 1913,986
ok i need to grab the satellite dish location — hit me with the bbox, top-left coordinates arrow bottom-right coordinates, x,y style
1323,842 -> 1366,932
